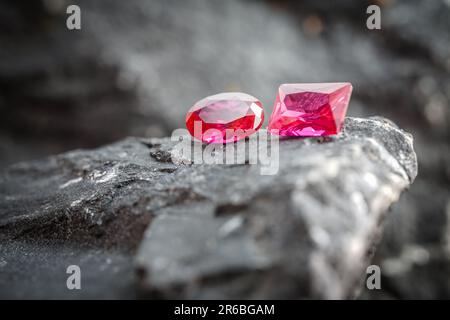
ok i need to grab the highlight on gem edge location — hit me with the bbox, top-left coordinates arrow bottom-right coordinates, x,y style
185,83 -> 353,143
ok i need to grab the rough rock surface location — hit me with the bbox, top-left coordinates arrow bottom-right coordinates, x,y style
0,117 -> 417,299
2,0 -> 448,165
0,0 -> 448,300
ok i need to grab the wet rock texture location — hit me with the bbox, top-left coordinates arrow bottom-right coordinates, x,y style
0,117 -> 417,299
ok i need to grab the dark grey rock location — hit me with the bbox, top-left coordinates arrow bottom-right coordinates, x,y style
0,117 -> 417,299
0,0 -> 448,300
2,0 -> 448,165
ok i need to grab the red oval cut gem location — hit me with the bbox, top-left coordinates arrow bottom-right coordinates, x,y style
186,92 -> 264,144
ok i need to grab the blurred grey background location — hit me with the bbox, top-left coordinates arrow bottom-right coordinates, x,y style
0,0 -> 449,299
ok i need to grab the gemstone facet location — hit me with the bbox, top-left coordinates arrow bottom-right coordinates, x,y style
268,83 -> 353,137
186,92 -> 264,143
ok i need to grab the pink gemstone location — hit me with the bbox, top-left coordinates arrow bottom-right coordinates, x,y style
186,92 -> 264,143
268,83 -> 353,137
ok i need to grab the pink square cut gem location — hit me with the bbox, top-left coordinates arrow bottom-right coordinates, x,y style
268,83 -> 353,137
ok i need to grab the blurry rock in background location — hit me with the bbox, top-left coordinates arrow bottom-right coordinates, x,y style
0,0 -> 449,299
